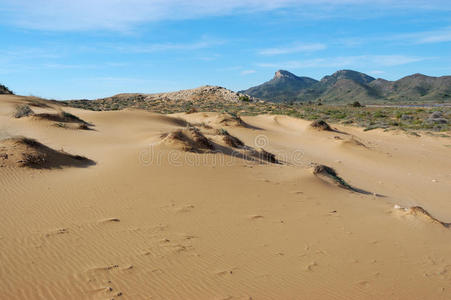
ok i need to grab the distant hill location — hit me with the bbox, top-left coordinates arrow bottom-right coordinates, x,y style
369,73 -> 451,102
242,70 -> 318,102
66,85 -> 262,111
242,70 -> 451,103
0,84 -> 13,95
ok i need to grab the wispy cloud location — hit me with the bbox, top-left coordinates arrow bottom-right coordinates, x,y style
337,27 -> 451,47
1,0 -> 450,31
259,43 -> 326,55
257,55 -> 430,69
402,27 -> 451,44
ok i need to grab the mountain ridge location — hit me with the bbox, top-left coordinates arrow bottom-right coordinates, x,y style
241,70 -> 451,103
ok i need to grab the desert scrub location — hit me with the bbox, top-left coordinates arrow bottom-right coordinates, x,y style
64,94 -> 450,133
239,95 -> 251,102
217,128 -> 229,136
13,104 -> 34,118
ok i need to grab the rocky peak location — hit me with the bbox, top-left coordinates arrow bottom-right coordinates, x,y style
274,70 -> 298,80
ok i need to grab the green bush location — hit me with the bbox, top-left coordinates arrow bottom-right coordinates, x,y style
239,95 -> 251,102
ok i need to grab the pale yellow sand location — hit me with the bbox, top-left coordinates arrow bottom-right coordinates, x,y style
1,95 -> 451,299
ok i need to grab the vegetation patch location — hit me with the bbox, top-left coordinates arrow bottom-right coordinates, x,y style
13,104 -> 34,118
310,120 -> 332,131
216,129 -> 244,148
250,148 -> 278,164
65,93 -> 450,134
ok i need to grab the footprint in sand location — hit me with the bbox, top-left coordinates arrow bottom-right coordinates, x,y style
291,191 -> 304,195
176,205 -> 195,213
306,261 -> 318,271
45,228 -> 69,237
357,280 -> 370,287
183,234 -> 198,240
216,268 -> 237,276
95,286 -> 123,298
172,244 -> 193,253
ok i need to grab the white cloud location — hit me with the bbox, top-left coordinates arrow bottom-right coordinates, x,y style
1,0 -> 450,31
259,43 -> 326,55
241,70 -> 256,75
257,55 -> 430,69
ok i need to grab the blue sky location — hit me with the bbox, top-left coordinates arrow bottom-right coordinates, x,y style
1,0 -> 451,99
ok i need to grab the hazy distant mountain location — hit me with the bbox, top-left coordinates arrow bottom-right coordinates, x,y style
0,84 -> 13,95
369,73 -> 451,102
242,70 -> 451,103
241,70 -> 318,102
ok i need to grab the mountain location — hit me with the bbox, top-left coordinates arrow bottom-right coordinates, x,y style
0,84 -> 13,95
298,70 -> 379,102
240,70 -> 318,102
243,70 -> 451,103
369,73 -> 451,102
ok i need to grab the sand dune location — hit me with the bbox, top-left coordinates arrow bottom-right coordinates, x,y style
160,127 -> 215,153
0,137 -> 94,169
1,94 -> 451,299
